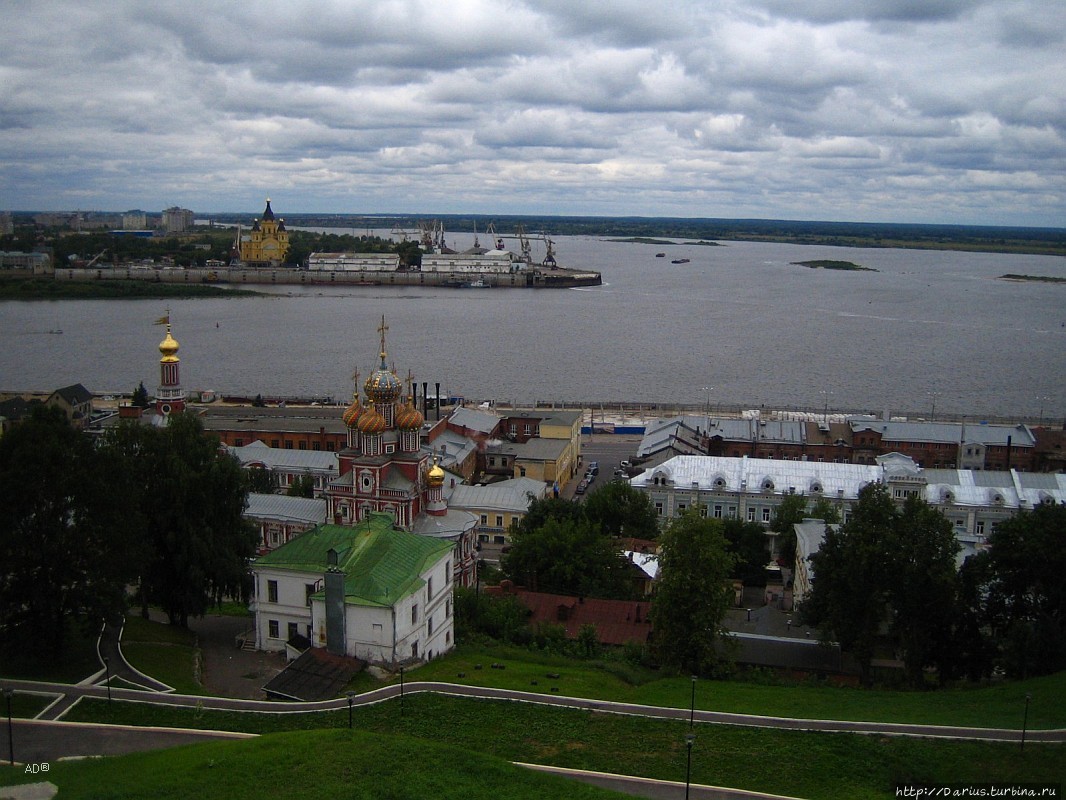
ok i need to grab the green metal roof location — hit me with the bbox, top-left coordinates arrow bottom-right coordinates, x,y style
254,513 -> 452,607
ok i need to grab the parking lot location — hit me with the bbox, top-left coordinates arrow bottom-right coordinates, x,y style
568,433 -> 644,499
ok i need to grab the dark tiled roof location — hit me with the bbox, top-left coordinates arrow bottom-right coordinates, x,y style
53,383 -> 93,405
262,647 -> 364,701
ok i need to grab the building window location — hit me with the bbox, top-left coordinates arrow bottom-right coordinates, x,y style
446,600 -> 451,618
655,501 -> 663,517
428,577 -> 434,598
493,535 -> 505,544
268,620 -> 279,639
714,504 -> 723,518
271,439 -> 280,448
298,441 -> 307,450
305,584 -> 315,606
519,467 -> 526,477
288,622 -> 298,640
285,441 -> 293,449
428,616 -> 434,636
762,508 -> 771,523
678,503 -> 687,514
412,604 -> 418,624
480,514 -> 488,524
235,438 -> 244,447
524,424 -> 531,435
478,533 -> 488,543
267,580 -> 278,603
327,441 -> 335,451
747,508 -> 756,522
976,520 -> 985,535
495,515 -> 503,527
411,641 -> 418,658
313,442 -> 321,451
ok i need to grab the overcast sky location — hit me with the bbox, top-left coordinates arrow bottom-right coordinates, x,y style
2,0 -> 1064,226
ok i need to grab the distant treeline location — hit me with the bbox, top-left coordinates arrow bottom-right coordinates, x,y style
201,213 -> 1066,256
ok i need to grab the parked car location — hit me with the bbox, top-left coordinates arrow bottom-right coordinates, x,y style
619,460 -> 631,469
575,479 -> 589,495
588,461 -> 599,475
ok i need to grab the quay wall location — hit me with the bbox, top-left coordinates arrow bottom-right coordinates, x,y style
53,266 -> 600,288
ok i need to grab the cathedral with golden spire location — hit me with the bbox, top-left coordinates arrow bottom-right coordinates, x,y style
239,198 -> 290,265
323,316 -> 478,585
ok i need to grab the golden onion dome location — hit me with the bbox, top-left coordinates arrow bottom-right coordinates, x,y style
342,396 -> 364,428
395,400 -> 424,431
159,329 -> 180,363
357,401 -> 387,434
427,458 -> 445,486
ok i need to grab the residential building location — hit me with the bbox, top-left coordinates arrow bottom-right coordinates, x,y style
449,476 -> 547,557
631,453 -> 1066,544
46,383 -> 93,429
227,441 -> 340,496
251,513 -> 454,665
161,206 -> 194,234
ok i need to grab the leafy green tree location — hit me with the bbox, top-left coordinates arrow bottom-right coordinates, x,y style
809,497 -> 841,525
244,466 -> 276,494
650,510 -> 736,675
0,407 -> 137,657
286,473 -> 315,498
104,414 -> 258,627
584,481 -> 660,540
722,518 -> 770,585
503,516 -> 634,599
887,497 -> 959,687
983,503 -> 1066,678
801,483 -> 897,686
769,493 -> 809,567
511,495 -> 585,538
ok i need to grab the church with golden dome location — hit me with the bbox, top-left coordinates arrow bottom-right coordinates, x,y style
239,198 -> 290,266
323,316 -> 479,586
155,312 -> 186,415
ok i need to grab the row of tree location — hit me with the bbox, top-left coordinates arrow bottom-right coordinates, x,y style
800,483 -> 1066,685
0,408 -> 258,657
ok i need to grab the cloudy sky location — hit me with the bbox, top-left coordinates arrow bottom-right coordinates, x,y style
2,0 -> 1064,226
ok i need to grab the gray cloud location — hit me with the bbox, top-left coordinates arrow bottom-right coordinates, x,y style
0,0 -> 1062,225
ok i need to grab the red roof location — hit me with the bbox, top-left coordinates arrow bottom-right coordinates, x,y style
489,583 -> 652,646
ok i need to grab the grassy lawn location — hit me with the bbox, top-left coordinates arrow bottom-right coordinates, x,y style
390,644 -> 1066,730
0,729 -> 633,800
61,695 -> 1064,799
4,693 -> 55,718
119,615 -> 207,695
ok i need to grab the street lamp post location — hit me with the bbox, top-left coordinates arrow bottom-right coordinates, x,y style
103,656 -> 112,709
684,732 -> 696,800
689,676 -> 697,729
1021,693 -> 1031,752
4,688 -> 13,766
346,691 -> 355,729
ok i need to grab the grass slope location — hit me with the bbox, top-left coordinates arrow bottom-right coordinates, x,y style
64,694 -> 1064,799
0,729 -> 632,800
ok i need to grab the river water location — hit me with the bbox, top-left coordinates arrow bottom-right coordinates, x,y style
2,233 -> 1064,420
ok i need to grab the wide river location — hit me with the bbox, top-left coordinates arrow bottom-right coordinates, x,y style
2,233 -> 1064,420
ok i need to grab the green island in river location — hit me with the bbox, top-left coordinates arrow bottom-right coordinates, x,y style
999,273 -> 1066,283
792,259 -> 876,271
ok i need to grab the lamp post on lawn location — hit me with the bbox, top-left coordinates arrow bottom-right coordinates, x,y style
1021,693 -> 1032,752
346,691 -> 355,729
4,688 -> 14,766
103,656 -> 112,709
689,676 -> 697,729
684,732 -> 696,800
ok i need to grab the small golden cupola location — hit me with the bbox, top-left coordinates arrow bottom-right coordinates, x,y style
427,457 -> 445,487
159,327 -> 180,363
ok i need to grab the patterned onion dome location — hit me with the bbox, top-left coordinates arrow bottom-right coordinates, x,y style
427,458 -> 445,486
159,329 -> 180,363
357,401 -> 387,434
342,396 -> 363,428
364,363 -> 402,404
395,400 -> 424,430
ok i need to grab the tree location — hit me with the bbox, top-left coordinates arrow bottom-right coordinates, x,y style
131,381 -> 150,409
769,493 -> 809,567
0,407 -> 137,657
583,481 -> 660,540
503,516 -> 634,599
801,483 -> 897,686
722,518 -> 770,585
983,503 -> 1066,678
104,414 -> 258,627
286,473 -> 315,498
244,466 -> 276,495
650,510 -> 736,675
886,497 -> 959,687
